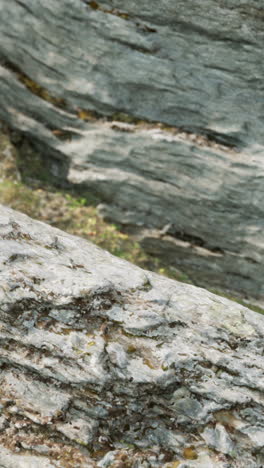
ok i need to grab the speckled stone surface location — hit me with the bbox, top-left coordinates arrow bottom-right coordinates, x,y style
0,205 -> 263,467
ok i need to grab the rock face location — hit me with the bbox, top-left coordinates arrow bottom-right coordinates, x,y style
0,204 -> 264,467
0,0 -> 264,299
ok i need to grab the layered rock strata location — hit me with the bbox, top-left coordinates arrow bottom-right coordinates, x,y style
0,0 -> 264,299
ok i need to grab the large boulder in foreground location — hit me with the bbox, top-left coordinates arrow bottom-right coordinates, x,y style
0,205 -> 263,467
0,0 -> 264,300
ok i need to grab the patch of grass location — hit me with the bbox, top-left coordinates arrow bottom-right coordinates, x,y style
0,177 -> 190,282
65,194 -> 87,209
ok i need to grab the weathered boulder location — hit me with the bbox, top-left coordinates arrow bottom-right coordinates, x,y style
0,0 -> 264,299
0,204 -> 264,467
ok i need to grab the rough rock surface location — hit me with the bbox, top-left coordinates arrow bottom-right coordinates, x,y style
0,204 -> 264,467
0,0 -> 264,299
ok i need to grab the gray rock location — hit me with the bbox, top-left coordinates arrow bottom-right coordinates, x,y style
0,416 -> 7,432
0,0 -> 264,300
56,416 -> 98,445
0,204 -> 264,467
97,451 -> 119,468
0,446 -> 62,468
201,423 -> 235,455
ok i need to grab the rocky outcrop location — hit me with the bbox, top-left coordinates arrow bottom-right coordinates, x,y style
0,204 -> 264,467
0,0 -> 264,300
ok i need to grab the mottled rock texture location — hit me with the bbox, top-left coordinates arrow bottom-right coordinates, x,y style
0,205 -> 264,467
0,0 -> 264,299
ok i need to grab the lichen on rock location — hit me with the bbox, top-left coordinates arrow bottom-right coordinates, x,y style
0,205 -> 263,467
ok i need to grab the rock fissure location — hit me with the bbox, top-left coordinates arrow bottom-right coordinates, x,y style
0,58 -> 67,110
1,57 -> 237,154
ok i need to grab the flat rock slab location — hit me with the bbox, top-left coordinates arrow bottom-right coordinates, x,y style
0,205 -> 264,467
0,0 -> 264,300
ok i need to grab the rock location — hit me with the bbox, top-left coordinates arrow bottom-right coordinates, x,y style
0,204 -> 264,467
0,1 -> 264,298
201,423 -> 234,455
0,447 -> 62,468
